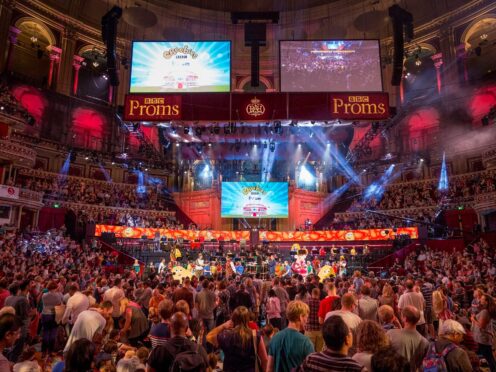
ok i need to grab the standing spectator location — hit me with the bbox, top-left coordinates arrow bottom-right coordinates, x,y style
215,280 -> 231,326
0,313 -> 21,371
300,315 -> 365,372
378,283 -> 396,310
358,285 -> 379,321
61,283 -> 89,327
267,300 -> 314,372
149,299 -> 174,349
146,312 -> 208,371
230,284 -> 253,313
305,288 -> 324,352
325,293 -> 362,355
134,281 -> 152,317
378,305 -> 401,331
195,280 -> 217,334
172,278 -> 194,312
352,320 -> 390,372
318,282 -> 340,324
387,306 -> 429,372
5,280 -> 32,362
420,278 -> 435,338
432,320 -> 473,371
398,280 -> 426,336
273,279 -> 289,328
40,280 -> 63,354
64,301 -> 113,353
119,297 -> 149,347
471,294 -> 495,371
207,306 -> 268,372
103,278 -> 125,327
0,279 -> 10,309
266,289 -> 282,330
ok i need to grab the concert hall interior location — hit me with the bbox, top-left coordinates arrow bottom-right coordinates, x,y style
0,0 -> 496,371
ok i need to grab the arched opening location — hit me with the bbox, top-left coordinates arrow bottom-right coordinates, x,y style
11,18 -> 56,86
77,45 -> 110,103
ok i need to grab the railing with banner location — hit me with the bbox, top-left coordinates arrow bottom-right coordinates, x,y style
95,224 -> 250,241
259,227 -> 418,242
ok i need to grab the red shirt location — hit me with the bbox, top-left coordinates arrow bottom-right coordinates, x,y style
318,295 -> 340,320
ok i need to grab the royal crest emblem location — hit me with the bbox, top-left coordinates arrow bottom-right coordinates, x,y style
246,97 -> 265,117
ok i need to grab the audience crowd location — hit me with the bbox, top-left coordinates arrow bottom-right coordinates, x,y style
0,226 -> 495,372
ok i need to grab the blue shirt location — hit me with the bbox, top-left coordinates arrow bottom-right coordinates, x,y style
268,327 -> 314,372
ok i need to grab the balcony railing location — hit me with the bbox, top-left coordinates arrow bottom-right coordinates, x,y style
0,138 -> 37,167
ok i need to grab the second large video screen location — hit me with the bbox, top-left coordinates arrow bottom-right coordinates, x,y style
221,182 -> 288,218
130,41 -> 231,93
280,40 -> 382,92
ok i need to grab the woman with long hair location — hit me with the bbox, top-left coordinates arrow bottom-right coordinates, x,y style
266,289 -> 282,330
207,306 -> 268,372
352,320 -> 390,372
378,283 -> 396,311
471,294 -> 496,371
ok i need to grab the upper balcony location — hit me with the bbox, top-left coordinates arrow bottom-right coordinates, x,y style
0,138 -> 37,167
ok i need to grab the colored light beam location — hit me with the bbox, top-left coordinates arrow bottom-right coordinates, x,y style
438,152 -> 449,192
364,164 -> 397,200
98,164 -> 112,183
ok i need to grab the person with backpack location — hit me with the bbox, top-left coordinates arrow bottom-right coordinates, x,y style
421,319 -> 472,372
147,311 -> 208,372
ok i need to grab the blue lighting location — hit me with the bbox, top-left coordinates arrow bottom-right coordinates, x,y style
438,152 -> 449,192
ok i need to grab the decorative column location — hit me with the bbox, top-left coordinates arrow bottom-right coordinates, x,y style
5,26 -> 21,72
72,55 -> 84,95
46,45 -> 62,89
455,44 -> 469,83
0,0 -> 16,73
431,53 -> 443,94
57,27 -> 77,95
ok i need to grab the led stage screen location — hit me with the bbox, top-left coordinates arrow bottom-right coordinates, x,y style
280,40 -> 382,92
221,182 -> 288,218
130,41 -> 231,93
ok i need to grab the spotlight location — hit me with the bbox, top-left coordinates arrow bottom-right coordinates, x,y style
326,142 -> 331,147
298,143 -> 301,147
85,156 -> 89,160
184,127 -> 190,135
480,33 -> 488,40
145,168 -> 148,171
420,158 -> 424,162
0,106 -> 4,110
111,161 -> 115,165
208,143 -> 212,147
102,74 -> 109,80
176,143 -> 180,147
415,55 -> 422,66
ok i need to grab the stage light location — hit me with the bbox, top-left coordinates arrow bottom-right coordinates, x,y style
299,165 -> 315,186
269,141 -> 275,152
111,161 -> 115,165
85,156 -> 89,160
176,143 -> 180,147
415,55 -> 422,66
327,142 -> 331,146
298,143 -> 301,147
480,33 -> 488,40
420,158 -> 424,162
208,143 -> 212,147
184,127 -> 190,135
0,106 -> 4,110
145,168 -> 148,171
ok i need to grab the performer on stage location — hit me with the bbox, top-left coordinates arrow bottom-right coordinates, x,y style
291,247 -> 308,278
235,261 -> 244,275
158,258 -> 166,274
338,255 -> 347,277
268,254 -> 276,277
195,253 -> 205,277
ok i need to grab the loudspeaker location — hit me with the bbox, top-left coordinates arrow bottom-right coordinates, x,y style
390,17 -> 404,86
251,43 -> 260,87
245,23 -> 266,46
101,6 -> 122,87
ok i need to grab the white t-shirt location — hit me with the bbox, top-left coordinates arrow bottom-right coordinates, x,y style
62,291 -> 89,325
64,309 -> 106,352
104,286 -> 125,318
398,291 -> 426,325
325,310 -> 362,331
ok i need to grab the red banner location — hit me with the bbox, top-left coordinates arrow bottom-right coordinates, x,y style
329,92 -> 389,120
123,94 -> 182,121
94,225 -> 250,241
123,92 -> 389,122
260,227 -> 418,242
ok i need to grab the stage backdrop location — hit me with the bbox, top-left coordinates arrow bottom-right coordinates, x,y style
94,225 -> 250,240
260,227 -> 418,242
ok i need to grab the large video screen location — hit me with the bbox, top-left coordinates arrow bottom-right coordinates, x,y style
280,40 -> 382,92
130,41 -> 231,93
221,182 -> 288,218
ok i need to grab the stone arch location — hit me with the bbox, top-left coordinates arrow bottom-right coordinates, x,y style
236,75 -> 273,91
14,17 -> 57,46
460,15 -> 496,49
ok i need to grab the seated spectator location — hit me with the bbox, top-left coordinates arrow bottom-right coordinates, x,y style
300,315 -> 365,372
387,306 -> 429,372
267,300 -> 314,372
146,312 -> 208,372
206,306 -> 268,372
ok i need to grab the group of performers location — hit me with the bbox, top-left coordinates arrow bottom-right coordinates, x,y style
148,241 -> 365,283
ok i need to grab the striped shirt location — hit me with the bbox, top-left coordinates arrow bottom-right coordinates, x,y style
300,350 -> 365,372
421,283 -> 433,309
149,322 -> 170,349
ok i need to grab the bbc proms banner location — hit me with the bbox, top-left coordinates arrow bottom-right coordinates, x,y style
0,186 -> 19,199
123,92 -> 389,121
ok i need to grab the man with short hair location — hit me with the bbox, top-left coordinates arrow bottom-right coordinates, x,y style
103,278 -> 125,325
0,313 -> 22,370
318,281 -> 340,324
5,280 -> 32,362
273,278 -> 290,328
387,305 -> 429,372
146,312 -> 208,372
172,277 -> 194,311
64,301 -> 113,353
325,293 -> 362,355
398,279 -> 426,336
301,315 -> 365,371
357,285 -> 379,321
62,283 -> 89,326
267,300 -> 314,372
195,279 -> 217,333
306,288 -> 324,352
